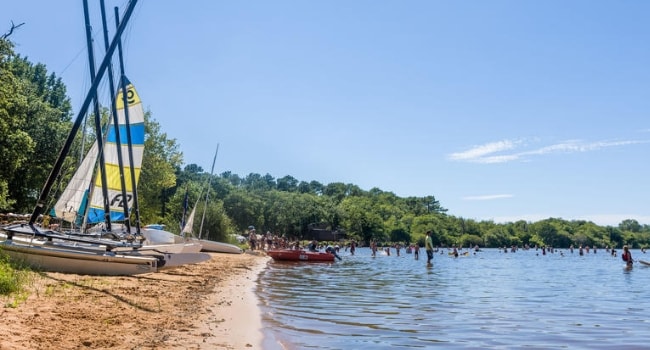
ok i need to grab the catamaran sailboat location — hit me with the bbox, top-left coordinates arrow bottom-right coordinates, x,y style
0,0 -> 207,274
178,146 -> 243,254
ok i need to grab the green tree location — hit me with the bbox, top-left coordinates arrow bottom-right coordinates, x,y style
619,219 -> 641,233
191,200 -> 234,242
309,180 -> 324,195
606,227 -> 624,248
323,182 -> 348,203
458,234 -> 483,248
0,39 -> 72,211
532,220 -> 563,247
220,171 -> 242,187
483,227 -> 511,247
389,228 -> 411,243
411,213 -> 446,246
242,173 -> 274,192
339,196 -> 384,244
222,189 -> 264,232
8,58 -> 72,212
276,175 -> 298,192
137,113 -> 182,224
0,39 -> 30,210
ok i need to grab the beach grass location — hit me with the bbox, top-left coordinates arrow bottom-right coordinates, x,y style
0,249 -> 36,307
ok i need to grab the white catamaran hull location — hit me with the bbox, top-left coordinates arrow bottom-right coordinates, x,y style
46,225 -> 205,254
153,251 -> 212,269
0,240 -> 158,275
140,242 -> 204,254
186,237 -> 243,254
142,228 -> 217,253
1,226 -> 210,273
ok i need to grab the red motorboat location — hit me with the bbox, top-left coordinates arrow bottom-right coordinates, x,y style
267,249 -> 336,262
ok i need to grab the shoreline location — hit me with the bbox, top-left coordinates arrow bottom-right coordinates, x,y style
195,251 -> 269,349
0,251 -> 271,349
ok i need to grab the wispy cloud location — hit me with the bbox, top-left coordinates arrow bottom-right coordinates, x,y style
448,138 -> 648,164
448,140 -> 521,161
462,194 -> 513,201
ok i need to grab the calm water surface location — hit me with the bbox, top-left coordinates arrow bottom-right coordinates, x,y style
258,247 -> 650,350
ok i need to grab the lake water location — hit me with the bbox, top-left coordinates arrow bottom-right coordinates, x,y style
257,247 -> 650,350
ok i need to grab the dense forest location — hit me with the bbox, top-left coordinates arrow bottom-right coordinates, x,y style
2,37 -> 649,249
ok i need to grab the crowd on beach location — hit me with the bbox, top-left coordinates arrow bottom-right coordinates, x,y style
244,228 -> 353,258
245,228 -> 299,251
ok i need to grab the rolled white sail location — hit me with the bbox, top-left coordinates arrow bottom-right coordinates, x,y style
52,142 -> 99,223
182,205 -> 197,236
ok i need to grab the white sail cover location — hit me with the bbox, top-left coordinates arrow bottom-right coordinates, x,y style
181,204 -> 197,236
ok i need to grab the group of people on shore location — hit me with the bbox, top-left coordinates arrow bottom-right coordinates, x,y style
245,228 -> 348,261
245,229 -> 442,268
247,228 -> 299,251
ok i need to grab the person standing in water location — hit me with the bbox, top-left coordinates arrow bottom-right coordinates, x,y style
370,239 -> 378,257
425,231 -> 434,267
622,245 -> 633,267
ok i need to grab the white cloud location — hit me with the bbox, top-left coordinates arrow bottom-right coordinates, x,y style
448,139 -> 521,161
472,154 -> 521,164
524,140 -> 647,156
462,194 -> 513,201
448,138 -> 649,164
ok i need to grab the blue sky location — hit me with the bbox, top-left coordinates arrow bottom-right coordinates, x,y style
3,1 -> 649,226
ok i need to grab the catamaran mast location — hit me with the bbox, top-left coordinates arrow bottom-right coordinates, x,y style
29,0 -> 139,227
115,6 -> 142,235
100,0 -> 132,234
199,144 -> 219,239
82,0 -> 112,232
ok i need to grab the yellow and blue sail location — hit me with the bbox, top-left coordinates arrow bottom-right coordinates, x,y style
87,78 -> 145,224
53,78 -> 145,226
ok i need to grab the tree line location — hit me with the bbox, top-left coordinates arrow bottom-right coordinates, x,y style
2,37 -> 649,249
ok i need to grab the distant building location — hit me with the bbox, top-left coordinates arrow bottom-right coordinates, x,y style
305,222 -> 346,241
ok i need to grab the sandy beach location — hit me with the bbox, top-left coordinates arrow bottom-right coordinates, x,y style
0,251 -> 270,350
